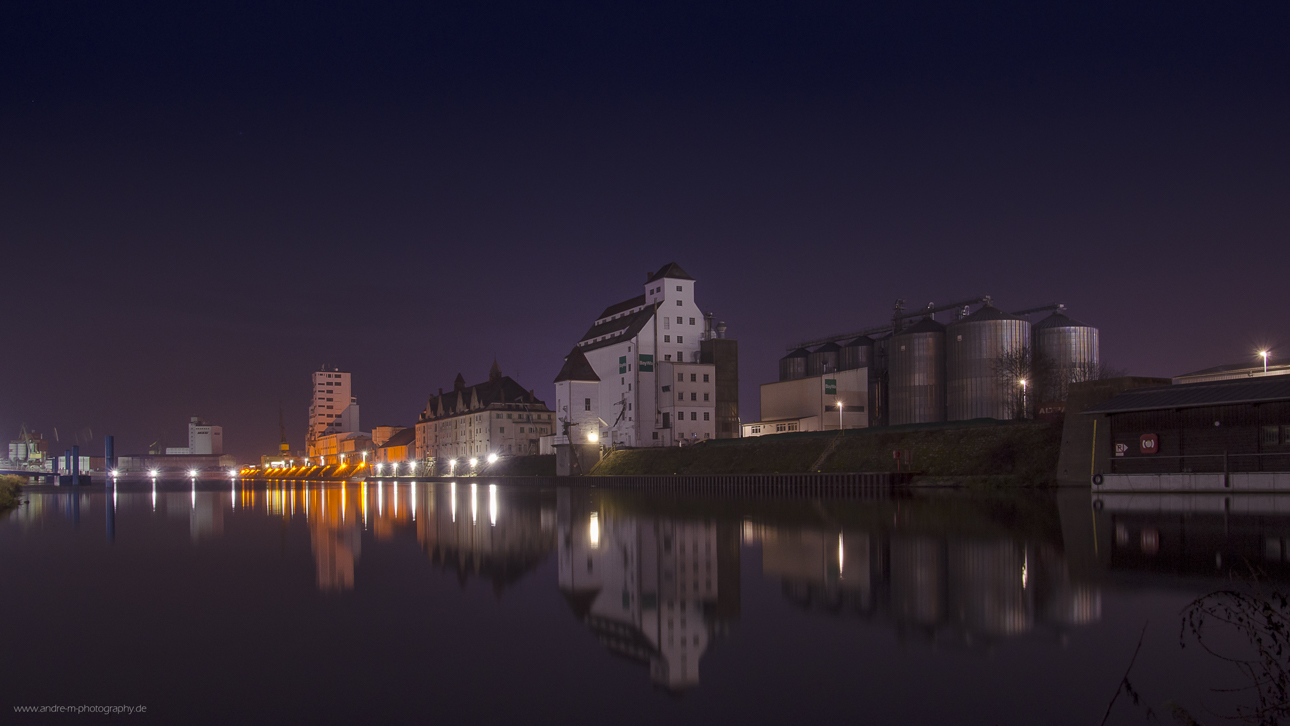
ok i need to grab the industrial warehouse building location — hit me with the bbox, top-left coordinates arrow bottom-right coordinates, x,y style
1084,377 -> 1290,491
549,262 -> 739,448
746,299 -> 1101,435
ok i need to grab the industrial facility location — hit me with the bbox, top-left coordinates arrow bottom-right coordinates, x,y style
748,297 -> 1100,435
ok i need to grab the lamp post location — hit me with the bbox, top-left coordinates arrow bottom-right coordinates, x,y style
837,401 -> 844,432
1261,350 -> 1269,374
1020,379 -> 1028,419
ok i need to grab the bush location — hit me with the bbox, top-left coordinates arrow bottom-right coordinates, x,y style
0,474 -> 24,512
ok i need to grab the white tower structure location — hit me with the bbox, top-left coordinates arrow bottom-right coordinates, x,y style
564,262 -> 716,447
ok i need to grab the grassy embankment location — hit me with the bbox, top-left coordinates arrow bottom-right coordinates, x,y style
0,474 -> 25,512
589,419 -> 1063,486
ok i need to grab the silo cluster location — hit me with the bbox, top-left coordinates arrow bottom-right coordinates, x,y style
779,302 -> 1099,426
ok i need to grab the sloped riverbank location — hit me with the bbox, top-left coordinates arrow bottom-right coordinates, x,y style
590,420 -> 1062,485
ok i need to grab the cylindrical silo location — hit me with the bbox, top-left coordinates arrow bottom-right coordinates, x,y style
839,335 -> 875,371
807,342 -> 841,377
779,348 -> 810,381
888,317 -> 946,425
1033,312 -> 1100,394
871,333 -> 892,427
946,305 -> 1031,421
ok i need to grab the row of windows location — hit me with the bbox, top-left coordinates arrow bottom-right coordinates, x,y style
678,373 -> 709,383
672,411 -> 710,421
662,335 -> 683,343
678,392 -> 710,402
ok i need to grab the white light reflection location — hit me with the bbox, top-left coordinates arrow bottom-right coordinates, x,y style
191,480 -> 196,509
378,481 -> 384,516
489,484 -> 497,526
341,486 -> 346,523
362,481 -> 368,527
305,484 -> 309,518
589,512 -> 600,548
411,481 -> 416,520
470,483 -> 477,524
451,482 -> 457,522
152,481 -> 157,511
291,486 -> 296,516
393,480 -> 399,518
112,482 -> 117,508
838,533 -> 845,579
1022,551 -> 1029,589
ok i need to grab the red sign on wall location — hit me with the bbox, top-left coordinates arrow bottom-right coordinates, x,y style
1140,434 -> 1159,454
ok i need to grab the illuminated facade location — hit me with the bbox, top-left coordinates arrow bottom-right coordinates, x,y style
554,262 -> 718,448
308,368 -> 359,447
415,362 -> 555,465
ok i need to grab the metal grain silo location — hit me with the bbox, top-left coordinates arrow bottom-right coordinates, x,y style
807,341 -> 841,377
1033,311 -> 1099,380
839,335 -> 874,371
779,348 -> 809,381
946,305 -> 1031,421
888,317 -> 946,425
871,333 -> 892,427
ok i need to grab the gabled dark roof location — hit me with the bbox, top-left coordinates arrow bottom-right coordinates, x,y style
844,335 -> 875,348
781,347 -> 810,360
422,375 -> 550,421
951,304 -> 1024,325
554,347 -> 601,383
646,262 -> 694,283
1033,311 -> 1092,329
596,294 -> 647,321
377,427 -> 417,449
1083,377 -> 1290,414
895,316 -> 945,336
578,303 -> 660,353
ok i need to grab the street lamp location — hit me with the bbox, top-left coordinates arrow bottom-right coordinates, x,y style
1019,379 -> 1028,419
487,453 -> 498,464
1261,350 -> 1269,374
837,401 -> 844,432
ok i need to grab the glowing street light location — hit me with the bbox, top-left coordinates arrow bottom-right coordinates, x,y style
469,457 -> 479,469
1261,350 -> 1270,374
149,469 -> 159,478
188,469 -> 199,479
1020,379 -> 1028,419
110,469 -> 119,478
487,453 -> 498,464
587,431 -> 598,443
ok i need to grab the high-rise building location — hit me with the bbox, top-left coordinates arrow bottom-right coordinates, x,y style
308,368 -> 360,445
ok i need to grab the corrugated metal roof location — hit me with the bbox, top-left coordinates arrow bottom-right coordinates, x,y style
895,316 -> 945,336
951,304 -> 1024,324
1033,311 -> 1091,330
577,303 -> 660,353
1082,377 -> 1290,414
1175,358 -> 1288,378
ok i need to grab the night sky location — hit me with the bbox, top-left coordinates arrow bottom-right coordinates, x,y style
3,1 -> 1288,461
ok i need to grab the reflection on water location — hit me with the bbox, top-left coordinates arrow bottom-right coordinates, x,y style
10,481 -> 1290,718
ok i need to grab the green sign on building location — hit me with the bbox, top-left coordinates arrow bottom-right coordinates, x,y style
638,353 -> 654,372
824,378 -> 837,395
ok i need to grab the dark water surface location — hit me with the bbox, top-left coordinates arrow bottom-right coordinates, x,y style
2,481 -> 1278,724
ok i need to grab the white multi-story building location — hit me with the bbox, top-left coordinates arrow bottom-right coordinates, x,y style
309,368 -> 360,444
556,262 -> 716,448
166,417 -> 224,455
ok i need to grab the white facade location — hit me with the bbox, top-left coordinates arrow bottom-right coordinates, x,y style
659,361 -> 717,444
308,369 -> 360,456
414,367 -> 556,464
564,262 -> 714,448
554,378 -> 602,444
744,368 -> 869,438
188,417 -> 223,456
